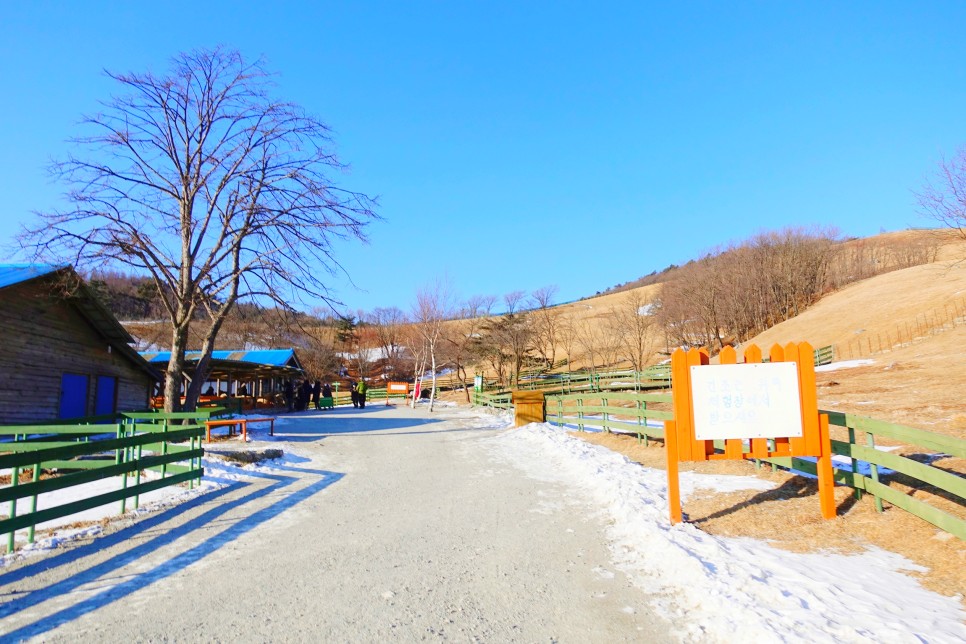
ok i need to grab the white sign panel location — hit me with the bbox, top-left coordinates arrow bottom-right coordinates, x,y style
690,362 -> 803,440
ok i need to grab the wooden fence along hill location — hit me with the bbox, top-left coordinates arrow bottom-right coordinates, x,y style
473,365 -> 966,542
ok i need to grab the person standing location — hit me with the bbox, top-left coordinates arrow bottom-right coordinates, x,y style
300,379 -> 312,411
349,380 -> 358,408
284,379 -> 294,413
356,378 -> 368,409
312,380 -> 322,410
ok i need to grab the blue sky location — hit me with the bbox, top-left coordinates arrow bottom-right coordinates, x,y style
2,2 -> 964,314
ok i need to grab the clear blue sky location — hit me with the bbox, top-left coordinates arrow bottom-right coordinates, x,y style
2,2 -> 964,314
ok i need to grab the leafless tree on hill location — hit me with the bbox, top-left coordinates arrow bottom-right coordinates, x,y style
443,294 -> 495,402
365,306 -> 409,381
501,291 -> 535,387
530,285 -> 561,371
472,291 -> 534,388
915,145 -> 966,243
21,47 -> 377,412
657,228 -> 838,354
575,314 -> 615,375
557,314 -> 578,373
607,291 -> 659,371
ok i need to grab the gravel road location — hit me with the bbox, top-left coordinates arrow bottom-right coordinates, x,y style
0,404 -> 672,642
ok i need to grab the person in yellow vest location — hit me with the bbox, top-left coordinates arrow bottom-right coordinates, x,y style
356,379 -> 369,409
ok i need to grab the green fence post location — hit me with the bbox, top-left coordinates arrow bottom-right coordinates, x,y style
188,424 -> 197,490
116,422 -> 128,515
848,422 -> 862,501
7,463 -> 20,553
866,432 -> 884,513
27,463 -> 41,545
133,442 -> 143,510
161,418 -> 169,479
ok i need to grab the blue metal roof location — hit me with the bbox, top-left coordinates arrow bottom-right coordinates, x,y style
0,264 -> 66,289
141,349 -> 299,368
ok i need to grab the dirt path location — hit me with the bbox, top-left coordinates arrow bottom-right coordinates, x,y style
0,404 -> 671,642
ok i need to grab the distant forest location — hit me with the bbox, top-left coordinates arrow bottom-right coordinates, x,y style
84,271 -> 167,321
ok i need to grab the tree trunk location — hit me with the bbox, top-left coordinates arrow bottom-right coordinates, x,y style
163,322 -> 192,413
428,349 -> 437,412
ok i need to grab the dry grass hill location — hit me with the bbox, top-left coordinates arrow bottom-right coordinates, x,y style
538,229 -> 966,437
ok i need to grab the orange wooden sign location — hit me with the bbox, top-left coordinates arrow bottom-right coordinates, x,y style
386,381 -> 409,405
665,342 -> 836,524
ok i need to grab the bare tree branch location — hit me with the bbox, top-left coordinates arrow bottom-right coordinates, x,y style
20,47 -> 378,411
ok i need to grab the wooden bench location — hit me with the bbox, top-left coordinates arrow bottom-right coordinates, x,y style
204,416 -> 276,442
246,416 -> 276,437
204,418 -> 246,443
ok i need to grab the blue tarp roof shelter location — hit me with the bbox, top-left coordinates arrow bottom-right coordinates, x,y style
140,349 -> 304,382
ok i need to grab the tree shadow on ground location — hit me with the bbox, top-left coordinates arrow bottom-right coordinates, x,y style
0,465 -> 343,640
267,410 -> 493,443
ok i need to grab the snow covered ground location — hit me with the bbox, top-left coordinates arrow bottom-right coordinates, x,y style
2,405 -> 963,642
483,413 -> 964,642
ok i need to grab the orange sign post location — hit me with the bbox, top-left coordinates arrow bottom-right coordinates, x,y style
386,381 -> 409,406
665,341 -> 836,524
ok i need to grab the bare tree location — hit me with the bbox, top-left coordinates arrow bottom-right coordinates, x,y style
557,314 -> 579,373
574,315 -> 611,375
529,285 -> 561,371
401,323 -> 428,408
498,291 -> 534,388
365,306 -> 409,381
21,48 -> 377,411
607,290 -> 658,371
916,145 -> 966,241
412,280 -> 453,412
444,294 -> 495,402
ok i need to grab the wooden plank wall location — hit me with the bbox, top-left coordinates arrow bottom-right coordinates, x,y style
0,280 -> 154,423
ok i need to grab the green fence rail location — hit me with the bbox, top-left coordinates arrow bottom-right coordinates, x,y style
814,345 -> 834,366
471,390 -> 513,410
548,392 -> 673,445
477,389 -> 965,541
756,410 -> 966,541
508,364 -> 672,395
1,410 -> 210,553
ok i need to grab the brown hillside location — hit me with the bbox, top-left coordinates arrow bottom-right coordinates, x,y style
745,243 -> 966,436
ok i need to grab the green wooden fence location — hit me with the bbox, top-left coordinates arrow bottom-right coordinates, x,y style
548,392 -> 673,445
479,390 -> 965,541
470,390 -> 513,410
813,344 -> 835,366
1,410 -> 210,552
756,411 -> 966,541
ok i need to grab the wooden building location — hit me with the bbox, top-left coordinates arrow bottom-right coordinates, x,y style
0,264 -> 161,424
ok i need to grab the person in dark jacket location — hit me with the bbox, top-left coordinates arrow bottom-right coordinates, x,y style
312,380 -> 322,410
300,379 -> 312,411
349,380 -> 358,408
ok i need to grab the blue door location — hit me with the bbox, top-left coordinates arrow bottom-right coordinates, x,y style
94,376 -> 117,416
60,373 -> 89,419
